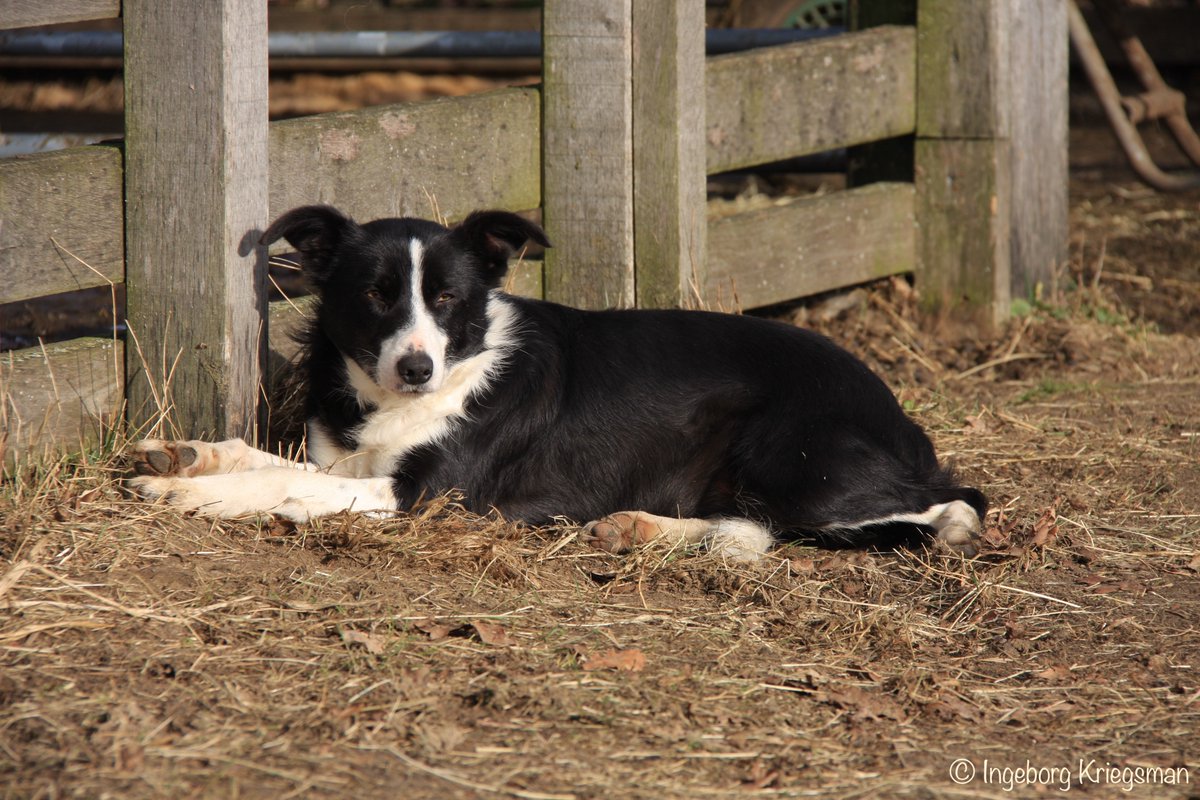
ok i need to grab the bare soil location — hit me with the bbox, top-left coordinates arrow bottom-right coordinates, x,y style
3,117 -> 1200,798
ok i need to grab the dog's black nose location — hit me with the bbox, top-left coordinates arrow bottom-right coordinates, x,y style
397,352 -> 434,385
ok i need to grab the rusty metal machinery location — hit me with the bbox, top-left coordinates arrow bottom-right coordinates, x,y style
1069,0 -> 1200,191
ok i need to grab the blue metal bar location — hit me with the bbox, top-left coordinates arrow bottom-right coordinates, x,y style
0,28 -> 845,59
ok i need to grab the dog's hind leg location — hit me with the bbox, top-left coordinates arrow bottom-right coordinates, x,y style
738,425 -> 986,557
582,512 -> 773,562
131,438 -> 315,478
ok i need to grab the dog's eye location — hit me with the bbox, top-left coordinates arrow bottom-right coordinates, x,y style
364,288 -> 386,306
436,291 -> 457,305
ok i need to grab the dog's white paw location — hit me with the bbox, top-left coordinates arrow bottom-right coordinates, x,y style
128,474 -> 230,516
935,523 -> 981,557
932,501 -> 982,557
581,512 -> 661,553
130,439 -> 207,478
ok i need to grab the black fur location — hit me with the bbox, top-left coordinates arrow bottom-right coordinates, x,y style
262,206 -> 985,546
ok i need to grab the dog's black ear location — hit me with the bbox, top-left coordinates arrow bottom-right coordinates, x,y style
260,205 -> 356,284
451,211 -> 551,282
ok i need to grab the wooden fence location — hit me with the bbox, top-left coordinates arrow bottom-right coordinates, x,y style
0,0 -> 1068,466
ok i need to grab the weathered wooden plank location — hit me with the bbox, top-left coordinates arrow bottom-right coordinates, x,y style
1,337 -> 122,470
706,26 -> 916,174
0,146 -> 123,305
123,0 -> 269,441
705,183 -> 915,311
1,94 -> 539,308
916,1 -> 1009,138
269,88 -> 541,225
915,0 -> 1019,325
631,0 -> 706,309
1009,0 -> 1068,300
915,138 -> 1011,321
541,0 -> 635,309
6,0 -> 119,30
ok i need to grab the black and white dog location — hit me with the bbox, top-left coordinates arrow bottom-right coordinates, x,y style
130,205 -> 986,561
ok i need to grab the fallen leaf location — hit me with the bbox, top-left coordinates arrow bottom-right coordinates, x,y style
1188,554 -> 1200,572
964,412 -> 990,434
742,761 -> 780,789
1030,505 -> 1060,548
924,697 -> 981,722
1003,617 -> 1028,640
415,619 -> 454,640
471,621 -> 512,647
582,648 -> 646,672
267,518 -> 298,536
790,556 -> 815,573
1034,664 -> 1071,681
818,685 -> 907,723
982,525 -> 1009,548
340,629 -> 384,655
416,721 -> 468,753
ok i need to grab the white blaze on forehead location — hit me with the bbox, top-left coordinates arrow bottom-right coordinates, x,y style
374,236 -> 450,392
406,239 -> 428,350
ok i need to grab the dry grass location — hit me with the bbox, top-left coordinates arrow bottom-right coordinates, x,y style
4,185 -> 1200,798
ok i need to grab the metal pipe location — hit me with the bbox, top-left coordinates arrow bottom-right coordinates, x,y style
0,28 -> 843,60
1092,0 -> 1200,168
1067,0 -> 1200,191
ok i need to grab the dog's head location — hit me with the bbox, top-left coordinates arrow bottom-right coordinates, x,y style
262,205 -> 549,395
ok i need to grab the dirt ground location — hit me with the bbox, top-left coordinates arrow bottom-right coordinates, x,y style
3,113 -> 1200,797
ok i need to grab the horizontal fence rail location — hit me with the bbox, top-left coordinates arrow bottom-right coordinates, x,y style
707,183 -> 915,309
706,26 -> 915,172
7,0 -> 119,30
1,145 -> 124,305
6,24 -> 917,310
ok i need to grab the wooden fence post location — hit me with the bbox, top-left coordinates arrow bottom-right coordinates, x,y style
1009,0 -> 1068,301
542,0 -> 635,309
915,0 -> 1067,322
915,0 -> 1012,324
631,0 -> 706,308
123,0 -> 269,440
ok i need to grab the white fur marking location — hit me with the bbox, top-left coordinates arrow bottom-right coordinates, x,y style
305,418 -> 357,473
341,294 -> 520,477
131,468 -> 397,522
374,237 -> 450,393
819,499 -> 979,533
707,518 -> 775,562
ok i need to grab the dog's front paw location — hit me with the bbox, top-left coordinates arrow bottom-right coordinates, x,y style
128,474 -> 224,516
130,439 -> 204,477
581,512 -> 660,554
128,474 -> 172,501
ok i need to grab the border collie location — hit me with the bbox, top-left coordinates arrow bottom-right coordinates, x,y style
129,205 -> 986,561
